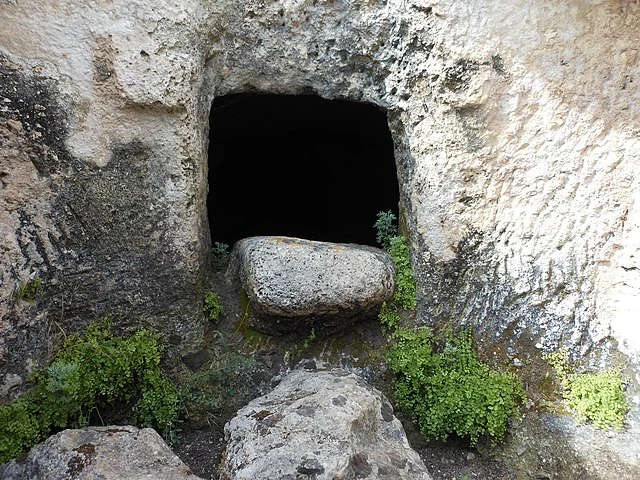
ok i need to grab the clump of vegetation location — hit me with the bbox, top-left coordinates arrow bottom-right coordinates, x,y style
374,210 -> 398,250
374,211 -> 417,331
281,328 -> 318,366
386,328 -> 526,445
378,301 -> 400,331
204,290 -> 223,322
546,349 -> 630,430
0,318 -> 181,463
387,235 -> 417,311
302,328 -> 316,350
374,211 -> 524,446
212,242 -> 230,271
13,277 -> 44,303
181,350 -> 254,424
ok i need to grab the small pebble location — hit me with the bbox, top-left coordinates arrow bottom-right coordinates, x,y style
7,119 -> 22,131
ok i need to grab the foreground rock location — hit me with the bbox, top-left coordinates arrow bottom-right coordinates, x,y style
221,363 -> 432,480
225,236 -> 395,335
489,411 -> 640,480
0,426 -> 202,480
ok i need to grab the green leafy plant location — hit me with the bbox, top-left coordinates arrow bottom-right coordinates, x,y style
204,290 -> 223,322
378,301 -> 400,331
374,211 -> 417,329
374,210 -> 398,249
386,328 -> 526,445
0,318 -> 181,463
281,328 -> 318,364
212,242 -> 230,271
546,349 -> 630,430
302,328 -> 316,350
13,277 -> 44,303
387,235 -> 417,311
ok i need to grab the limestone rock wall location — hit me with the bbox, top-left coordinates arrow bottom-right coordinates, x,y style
206,0 -> 640,374
405,0 -> 640,373
0,0 -> 215,395
1,0 -> 639,475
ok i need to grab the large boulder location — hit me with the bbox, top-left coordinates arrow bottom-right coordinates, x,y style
225,236 -> 395,335
0,426 -> 202,480
220,362 -> 432,480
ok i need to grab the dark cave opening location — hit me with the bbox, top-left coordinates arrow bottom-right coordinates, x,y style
207,94 -> 399,248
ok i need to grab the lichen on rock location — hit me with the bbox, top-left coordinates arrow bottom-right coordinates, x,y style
221,363 -> 432,480
225,236 -> 395,335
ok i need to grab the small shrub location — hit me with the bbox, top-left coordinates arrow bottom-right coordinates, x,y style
546,349 -> 630,430
204,290 -> 223,322
302,328 -> 316,350
566,371 -> 629,430
181,352 -> 254,418
133,369 -> 182,439
374,210 -> 397,249
0,401 -> 40,462
386,328 -> 525,445
378,301 -> 400,331
13,277 -> 43,303
374,211 -> 417,327
283,350 -> 292,364
212,242 -> 230,271
0,318 -> 181,463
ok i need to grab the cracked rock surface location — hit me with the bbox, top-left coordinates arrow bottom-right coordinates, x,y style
221,363 -> 432,480
0,426 -> 202,480
225,236 -> 395,335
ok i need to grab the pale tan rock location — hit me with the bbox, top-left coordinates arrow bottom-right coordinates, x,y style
221,364 -> 432,480
0,426 -> 202,480
1,0 -> 639,477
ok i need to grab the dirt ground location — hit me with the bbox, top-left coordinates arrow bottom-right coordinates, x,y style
172,268 -> 517,480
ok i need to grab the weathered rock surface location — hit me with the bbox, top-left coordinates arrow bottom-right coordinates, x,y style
221,363 -> 432,480
488,411 -> 640,480
2,0 -> 640,476
225,236 -> 395,334
0,426 -> 202,480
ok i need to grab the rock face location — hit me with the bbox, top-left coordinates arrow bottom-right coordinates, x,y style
225,237 -> 395,334
491,411 -> 640,480
0,426 -> 202,480
221,363 -> 432,480
2,0 -> 640,476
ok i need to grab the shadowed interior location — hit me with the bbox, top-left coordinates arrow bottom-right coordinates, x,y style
208,94 -> 399,248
